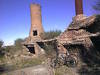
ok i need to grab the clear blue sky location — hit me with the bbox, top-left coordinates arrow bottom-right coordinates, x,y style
0,0 -> 96,45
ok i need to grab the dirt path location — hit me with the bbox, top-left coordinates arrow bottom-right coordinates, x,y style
3,65 -> 54,75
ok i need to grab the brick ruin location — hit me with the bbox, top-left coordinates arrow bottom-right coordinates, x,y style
23,0 -> 100,67
50,0 -> 100,67
23,4 -> 45,56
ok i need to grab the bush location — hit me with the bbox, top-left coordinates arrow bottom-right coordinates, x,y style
41,44 -> 56,59
4,38 -> 24,54
14,38 -> 24,50
40,30 -> 61,58
41,30 -> 61,40
0,40 -> 3,48
0,40 -> 5,58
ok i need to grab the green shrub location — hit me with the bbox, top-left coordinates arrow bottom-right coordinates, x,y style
20,58 -> 43,68
43,44 -> 56,58
14,38 -> 24,50
41,30 -> 61,40
0,40 -> 3,48
0,40 -> 5,59
4,38 -> 24,54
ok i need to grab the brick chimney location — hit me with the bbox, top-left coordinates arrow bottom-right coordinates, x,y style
29,4 -> 44,42
75,0 -> 83,15
73,0 -> 87,21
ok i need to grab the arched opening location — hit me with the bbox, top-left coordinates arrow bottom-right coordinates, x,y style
27,46 -> 35,54
33,30 -> 38,36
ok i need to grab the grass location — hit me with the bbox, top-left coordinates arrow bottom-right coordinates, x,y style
55,66 -> 67,75
55,66 -> 76,75
0,55 -> 46,74
20,58 -> 43,68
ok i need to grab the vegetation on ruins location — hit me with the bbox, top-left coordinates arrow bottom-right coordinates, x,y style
41,30 -> 61,40
0,30 -> 61,74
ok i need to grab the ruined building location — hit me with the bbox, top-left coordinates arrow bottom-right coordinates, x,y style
23,0 -> 100,67
23,4 -> 45,56
36,0 -> 100,67
50,0 -> 100,67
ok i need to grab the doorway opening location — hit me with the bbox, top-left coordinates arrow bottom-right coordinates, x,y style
33,30 -> 38,36
27,47 -> 35,54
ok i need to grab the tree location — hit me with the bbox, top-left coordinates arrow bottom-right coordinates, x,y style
0,40 -> 3,48
0,40 -> 5,57
93,0 -> 100,11
14,38 -> 24,50
14,39 -> 24,46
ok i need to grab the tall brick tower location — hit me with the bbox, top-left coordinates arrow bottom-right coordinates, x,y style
29,4 -> 44,42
